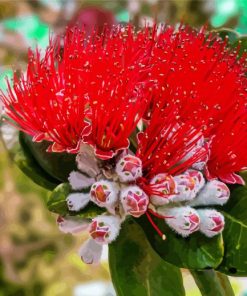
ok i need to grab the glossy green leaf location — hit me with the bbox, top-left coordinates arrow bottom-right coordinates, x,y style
109,218 -> 185,296
137,215 -> 224,270
47,183 -> 104,218
14,136 -> 59,190
20,132 -> 77,182
217,186 -> 247,276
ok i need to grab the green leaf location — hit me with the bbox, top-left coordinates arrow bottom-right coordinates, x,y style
217,186 -> 247,276
109,218 -> 185,296
191,270 -> 234,296
14,136 -> 59,191
213,28 -> 240,44
20,132 -> 77,182
137,215 -> 224,270
47,183 -> 104,218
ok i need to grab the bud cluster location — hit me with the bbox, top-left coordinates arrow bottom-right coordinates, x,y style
57,150 -> 230,264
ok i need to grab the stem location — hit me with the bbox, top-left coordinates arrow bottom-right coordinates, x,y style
190,270 -> 234,296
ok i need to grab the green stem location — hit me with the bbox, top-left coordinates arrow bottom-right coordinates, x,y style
190,270 -> 234,296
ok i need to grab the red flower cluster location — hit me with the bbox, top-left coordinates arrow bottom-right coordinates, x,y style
1,24 -> 247,183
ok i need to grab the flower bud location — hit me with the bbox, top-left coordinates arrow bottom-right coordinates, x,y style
68,171 -> 94,190
164,207 -> 200,237
185,169 -> 205,196
149,174 -> 177,206
172,174 -> 196,202
66,193 -> 90,212
89,215 -> 121,245
116,154 -> 142,182
79,238 -> 103,264
190,180 -> 230,206
57,215 -> 89,234
90,180 -> 119,214
120,186 -> 149,217
197,209 -> 225,237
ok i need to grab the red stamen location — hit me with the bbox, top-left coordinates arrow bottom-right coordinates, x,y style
145,211 -> 166,240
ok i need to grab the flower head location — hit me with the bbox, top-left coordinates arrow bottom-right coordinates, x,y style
1,26 -> 154,157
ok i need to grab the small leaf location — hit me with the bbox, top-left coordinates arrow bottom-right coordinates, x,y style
109,218 -> 185,296
47,183 -> 104,218
14,137 -> 59,191
137,215 -> 224,270
217,186 -> 247,276
20,132 -> 77,182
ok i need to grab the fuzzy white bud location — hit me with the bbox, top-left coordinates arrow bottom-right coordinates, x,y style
57,216 -> 89,234
89,215 -> 121,245
197,209 -> 225,237
163,207 -> 200,237
66,193 -> 90,212
172,174 -> 196,202
120,185 -> 149,217
79,238 -> 103,265
90,180 -> 119,214
149,174 -> 177,206
190,180 -> 230,206
116,154 -> 142,182
68,171 -> 94,190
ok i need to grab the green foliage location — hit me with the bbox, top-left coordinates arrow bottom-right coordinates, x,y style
47,183 -> 104,218
14,133 -> 59,191
137,216 -> 224,270
109,218 -> 185,296
217,186 -> 247,276
20,133 -> 77,182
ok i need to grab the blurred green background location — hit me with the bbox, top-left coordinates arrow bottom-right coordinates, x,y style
0,1 -> 247,295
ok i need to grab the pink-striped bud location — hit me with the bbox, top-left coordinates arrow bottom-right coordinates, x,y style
149,174 -> 177,206
57,216 -> 89,234
116,154 -> 142,182
120,186 -> 149,217
172,174 -> 196,202
164,207 -> 200,237
89,215 -> 121,245
197,209 -> 225,237
79,238 -> 103,265
190,180 -> 230,206
90,180 -> 119,213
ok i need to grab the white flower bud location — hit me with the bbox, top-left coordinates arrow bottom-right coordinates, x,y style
66,193 -> 90,212
164,207 -> 200,237
116,154 -> 142,182
79,238 -> 103,265
185,169 -> 205,196
197,209 -> 225,237
149,174 -> 177,206
89,215 -> 121,245
57,216 -> 89,234
68,171 -> 94,190
172,174 -> 196,202
120,186 -> 149,217
90,180 -> 119,214
190,180 -> 230,206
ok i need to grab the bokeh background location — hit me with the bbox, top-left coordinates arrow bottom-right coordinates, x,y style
0,1 -> 247,295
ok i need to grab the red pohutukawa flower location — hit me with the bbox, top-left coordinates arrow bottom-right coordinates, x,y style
1,26 -> 154,156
